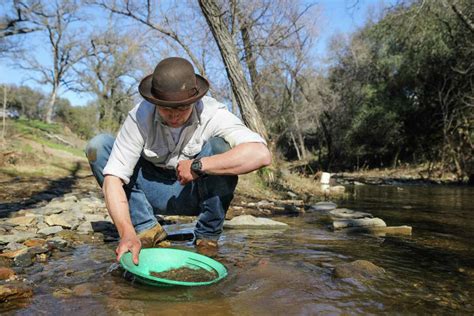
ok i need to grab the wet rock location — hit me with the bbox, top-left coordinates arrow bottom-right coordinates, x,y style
224,215 -> 288,229
332,217 -> 386,229
0,247 -> 29,259
333,260 -> 385,280
0,283 -> 33,302
13,252 -> 34,268
329,208 -> 373,219
0,256 -> 12,268
5,242 -> 27,251
0,267 -> 15,280
46,237 -> 68,249
23,239 -> 47,247
73,282 -> 102,297
344,225 -> 412,236
37,226 -> 63,236
5,216 -> 36,227
24,264 -> 44,275
0,232 -> 37,245
53,287 -> 73,298
28,246 -> 50,255
309,202 -> 337,211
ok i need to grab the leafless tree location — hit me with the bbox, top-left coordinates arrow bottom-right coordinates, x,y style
89,0 -> 209,78
0,0 -> 42,38
73,26 -> 146,132
15,0 -> 83,123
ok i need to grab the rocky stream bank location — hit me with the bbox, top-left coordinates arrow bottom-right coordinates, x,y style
0,176 -> 416,312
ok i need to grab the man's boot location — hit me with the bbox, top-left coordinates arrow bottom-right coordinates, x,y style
137,223 -> 168,248
195,239 -> 218,257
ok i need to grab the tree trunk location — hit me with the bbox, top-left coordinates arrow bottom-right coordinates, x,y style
45,85 -> 57,124
240,25 -> 261,109
290,131 -> 301,160
198,0 -> 268,142
2,85 -> 7,142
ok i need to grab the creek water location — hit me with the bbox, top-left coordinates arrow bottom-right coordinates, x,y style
9,184 -> 474,315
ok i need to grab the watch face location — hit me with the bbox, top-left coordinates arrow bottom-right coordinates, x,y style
192,158 -> 203,175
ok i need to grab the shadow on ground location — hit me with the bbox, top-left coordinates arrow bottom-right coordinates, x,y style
0,162 -> 94,218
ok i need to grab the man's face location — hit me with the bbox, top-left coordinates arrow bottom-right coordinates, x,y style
156,104 -> 194,128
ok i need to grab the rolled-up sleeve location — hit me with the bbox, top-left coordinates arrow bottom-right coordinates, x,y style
103,113 -> 144,184
207,108 -> 266,147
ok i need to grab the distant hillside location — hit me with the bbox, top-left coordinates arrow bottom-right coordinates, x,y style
0,118 -> 88,180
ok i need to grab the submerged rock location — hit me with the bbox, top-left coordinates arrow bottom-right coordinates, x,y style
329,208 -> 373,219
224,215 -> 288,229
309,202 -> 337,212
333,260 -> 385,280
344,225 -> 413,236
0,267 -> 15,280
332,217 -> 386,229
0,283 -> 33,302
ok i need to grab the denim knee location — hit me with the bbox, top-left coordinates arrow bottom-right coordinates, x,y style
85,133 -> 115,187
198,137 -> 231,158
85,134 -> 114,163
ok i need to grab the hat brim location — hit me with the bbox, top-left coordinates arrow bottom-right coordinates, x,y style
139,73 -> 209,107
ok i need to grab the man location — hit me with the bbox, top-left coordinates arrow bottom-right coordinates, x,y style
86,57 -> 271,264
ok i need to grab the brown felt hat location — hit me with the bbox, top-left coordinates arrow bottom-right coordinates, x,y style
139,57 -> 209,107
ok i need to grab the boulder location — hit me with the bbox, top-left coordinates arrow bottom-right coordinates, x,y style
345,225 -> 412,236
0,283 -> 33,302
224,215 -> 288,229
333,260 -> 385,280
37,226 -> 63,236
309,202 -> 337,212
332,217 -> 386,229
329,208 -> 373,219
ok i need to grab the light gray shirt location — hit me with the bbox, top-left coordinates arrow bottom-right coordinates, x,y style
103,96 -> 266,184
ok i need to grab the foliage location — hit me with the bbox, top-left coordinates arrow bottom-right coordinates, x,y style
321,0 -> 473,179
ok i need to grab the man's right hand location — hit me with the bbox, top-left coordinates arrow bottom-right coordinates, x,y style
115,232 -> 141,265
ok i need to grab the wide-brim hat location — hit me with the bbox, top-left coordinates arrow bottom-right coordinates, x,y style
139,57 -> 209,107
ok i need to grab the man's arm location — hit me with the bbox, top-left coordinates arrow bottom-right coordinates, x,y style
103,175 -> 141,264
201,142 -> 271,175
176,142 -> 271,184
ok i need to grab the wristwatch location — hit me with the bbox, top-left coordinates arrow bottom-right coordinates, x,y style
191,158 -> 205,177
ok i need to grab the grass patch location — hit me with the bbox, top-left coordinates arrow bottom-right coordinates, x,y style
12,118 -> 61,134
8,119 -> 84,157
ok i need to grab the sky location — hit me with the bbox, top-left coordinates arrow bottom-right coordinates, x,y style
0,0 -> 390,107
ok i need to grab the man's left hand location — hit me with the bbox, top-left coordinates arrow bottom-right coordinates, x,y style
176,159 -> 198,185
